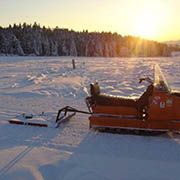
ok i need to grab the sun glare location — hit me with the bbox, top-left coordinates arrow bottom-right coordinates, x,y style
130,1 -> 169,40
134,12 -> 157,39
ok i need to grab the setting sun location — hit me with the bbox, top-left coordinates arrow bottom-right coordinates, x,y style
134,12 -> 158,39
130,1 -> 170,40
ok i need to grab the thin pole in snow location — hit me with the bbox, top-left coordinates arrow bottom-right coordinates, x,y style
72,59 -> 76,69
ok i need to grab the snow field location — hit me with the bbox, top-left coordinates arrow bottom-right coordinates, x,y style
0,56 -> 180,180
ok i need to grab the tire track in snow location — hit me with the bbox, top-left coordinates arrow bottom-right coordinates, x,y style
0,146 -> 33,178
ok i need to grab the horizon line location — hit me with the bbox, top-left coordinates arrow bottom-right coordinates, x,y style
1,22 -> 178,43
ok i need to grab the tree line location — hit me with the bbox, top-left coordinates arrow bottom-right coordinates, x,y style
0,22 -> 178,57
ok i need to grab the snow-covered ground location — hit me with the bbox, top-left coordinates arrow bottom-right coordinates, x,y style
0,56 -> 180,180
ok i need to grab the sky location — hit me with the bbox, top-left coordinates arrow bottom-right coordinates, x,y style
0,0 -> 180,42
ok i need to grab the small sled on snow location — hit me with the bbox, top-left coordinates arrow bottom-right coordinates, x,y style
8,107 -> 77,128
8,106 -> 90,128
86,64 -> 180,132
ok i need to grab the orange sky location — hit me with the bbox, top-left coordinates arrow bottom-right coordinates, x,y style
0,0 -> 180,41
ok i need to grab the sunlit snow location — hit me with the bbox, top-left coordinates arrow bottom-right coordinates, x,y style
0,56 -> 180,180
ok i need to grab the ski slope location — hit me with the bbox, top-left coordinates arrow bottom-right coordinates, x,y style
0,56 -> 180,180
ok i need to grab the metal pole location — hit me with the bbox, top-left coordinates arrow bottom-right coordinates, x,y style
72,59 -> 76,69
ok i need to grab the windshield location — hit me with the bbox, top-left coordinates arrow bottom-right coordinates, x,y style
154,64 -> 170,92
